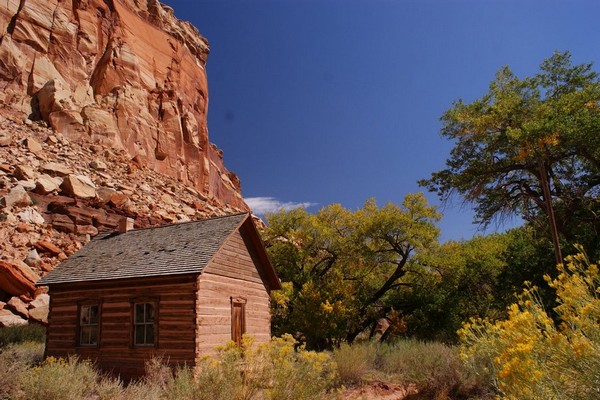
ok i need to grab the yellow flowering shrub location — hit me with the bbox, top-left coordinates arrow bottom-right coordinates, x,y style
459,249 -> 600,400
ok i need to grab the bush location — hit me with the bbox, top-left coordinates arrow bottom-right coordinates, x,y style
0,324 -> 46,347
0,342 -> 44,399
333,341 -> 377,384
459,249 -> 600,400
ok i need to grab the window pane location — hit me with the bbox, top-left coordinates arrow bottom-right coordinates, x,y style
135,325 -> 145,345
89,305 -> 99,324
80,326 -> 90,345
81,306 -> 90,324
135,304 -> 145,323
89,326 -> 98,345
146,304 -> 154,322
145,324 -> 154,344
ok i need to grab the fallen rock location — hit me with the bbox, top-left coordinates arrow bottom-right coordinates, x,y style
29,293 -> 49,310
61,174 -> 96,198
26,137 -> 43,154
17,207 -> 45,225
34,240 -> 62,256
28,305 -> 48,324
42,162 -> 73,176
1,185 -> 32,208
0,260 -> 38,296
0,133 -> 12,147
25,249 -> 42,269
50,214 -> 76,233
7,296 -> 29,318
35,174 -> 62,194
14,165 -> 37,180
0,309 -> 28,327
89,159 -> 107,171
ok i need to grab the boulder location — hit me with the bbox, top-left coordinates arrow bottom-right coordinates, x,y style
14,165 -> 37,180
7,296 -> 29,318
0,309 -> 28,327
24,249 -> 42,269
29,293 -> 49,309
28,305 -> 48,324
0,260 -> 39,296
1,185 -> 32,208
34,240 -> 62,255
26,137 -> 43,154
42,162 -> 73,176
17,207 -> 45,225
61,174 -> 96,198
35,174 -> 62,194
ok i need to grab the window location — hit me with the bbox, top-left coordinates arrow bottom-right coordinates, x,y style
79,304 -> 100,346
231,297 -> 247,346
133,302 -> 155,346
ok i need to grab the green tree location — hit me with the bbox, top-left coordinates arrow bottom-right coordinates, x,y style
420,51 -> 600,264
264,193 -> 441,349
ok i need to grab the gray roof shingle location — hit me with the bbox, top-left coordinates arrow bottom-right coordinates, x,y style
37,213 -> 248,286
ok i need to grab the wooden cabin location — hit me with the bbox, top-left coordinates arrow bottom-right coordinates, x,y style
36,213 -> 281,379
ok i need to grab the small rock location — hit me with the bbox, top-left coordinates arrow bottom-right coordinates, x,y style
13,165 -> 36,180
89,159 -> 107,171
76,224 -> 98,236
1,185 -> 32,208
42,162 -> 73,176
34,240 -> 62,255
25,249 -> 42,269
46,135 -> 58,145
26,137 -> 43,154
35,174 -> 62,194
17,207 -> 45,225
16,179 -> 36,191
161,193 -> 177,205
0,133 -> 12,147
61,174 -> 96,198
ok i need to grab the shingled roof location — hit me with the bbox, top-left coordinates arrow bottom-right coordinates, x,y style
37,213 -> 277,287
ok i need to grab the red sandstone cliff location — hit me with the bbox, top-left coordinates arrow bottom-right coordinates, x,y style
0,0 -> 245,209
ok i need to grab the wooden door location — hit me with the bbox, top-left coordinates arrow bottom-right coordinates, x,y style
231,298 -> 246,346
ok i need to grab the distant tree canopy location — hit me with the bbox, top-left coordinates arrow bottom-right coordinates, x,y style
419,51 -> 600,263
263,194 -> 441,349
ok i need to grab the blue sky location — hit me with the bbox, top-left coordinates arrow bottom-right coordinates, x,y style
161,0 -> 600,241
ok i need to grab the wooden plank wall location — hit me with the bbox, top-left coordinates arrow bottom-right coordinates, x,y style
196,228 -> 272,357
45,275 -> 197,380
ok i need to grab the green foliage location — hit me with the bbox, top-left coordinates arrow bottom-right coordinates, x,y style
402,233 -> 510,341
459,249 -> 600,399
0,324 -> 46,347
420,51 -> 600,245
265,194 -> 441,348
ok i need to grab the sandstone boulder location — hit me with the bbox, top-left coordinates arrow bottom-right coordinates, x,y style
61,174 -> 96,198
0,309 -> 28,327
35,174 -> 62,194
0,260 -> 39,296
42,162 -> 73,176
7,296 -> 29,318
2,185 -> 32,208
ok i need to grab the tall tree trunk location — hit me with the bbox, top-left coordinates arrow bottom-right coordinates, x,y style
539,161 -> 563,265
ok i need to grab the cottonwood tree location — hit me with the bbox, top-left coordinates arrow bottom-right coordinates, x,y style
420,51 -> 600,264
263,193 -> 440,349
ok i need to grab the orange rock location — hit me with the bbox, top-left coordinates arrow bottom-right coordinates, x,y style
0,261 -> 38,296
0,0 -> 248,211
34,240 -> 62,255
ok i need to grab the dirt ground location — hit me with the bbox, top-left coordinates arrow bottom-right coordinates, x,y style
338,381 -> 418,400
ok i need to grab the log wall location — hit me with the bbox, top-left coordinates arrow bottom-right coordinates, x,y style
196,228 -> 272,357
45,275 -> 197,380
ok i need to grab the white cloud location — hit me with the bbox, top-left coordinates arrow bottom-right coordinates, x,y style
245,197 -> 316,215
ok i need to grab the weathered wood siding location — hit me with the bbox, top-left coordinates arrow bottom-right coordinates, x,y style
45,275 -> 197,380
196,228 -> 272,357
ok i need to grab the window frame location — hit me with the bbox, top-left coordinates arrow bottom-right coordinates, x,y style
130,297 -> 159,348
77,301 -> 101,348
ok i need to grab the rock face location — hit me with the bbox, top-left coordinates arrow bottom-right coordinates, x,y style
0,0 -> 246,210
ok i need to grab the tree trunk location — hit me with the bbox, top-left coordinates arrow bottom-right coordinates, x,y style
539,161 -> 563,265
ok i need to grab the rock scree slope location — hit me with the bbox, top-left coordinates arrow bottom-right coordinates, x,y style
0,0 -> 250,326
